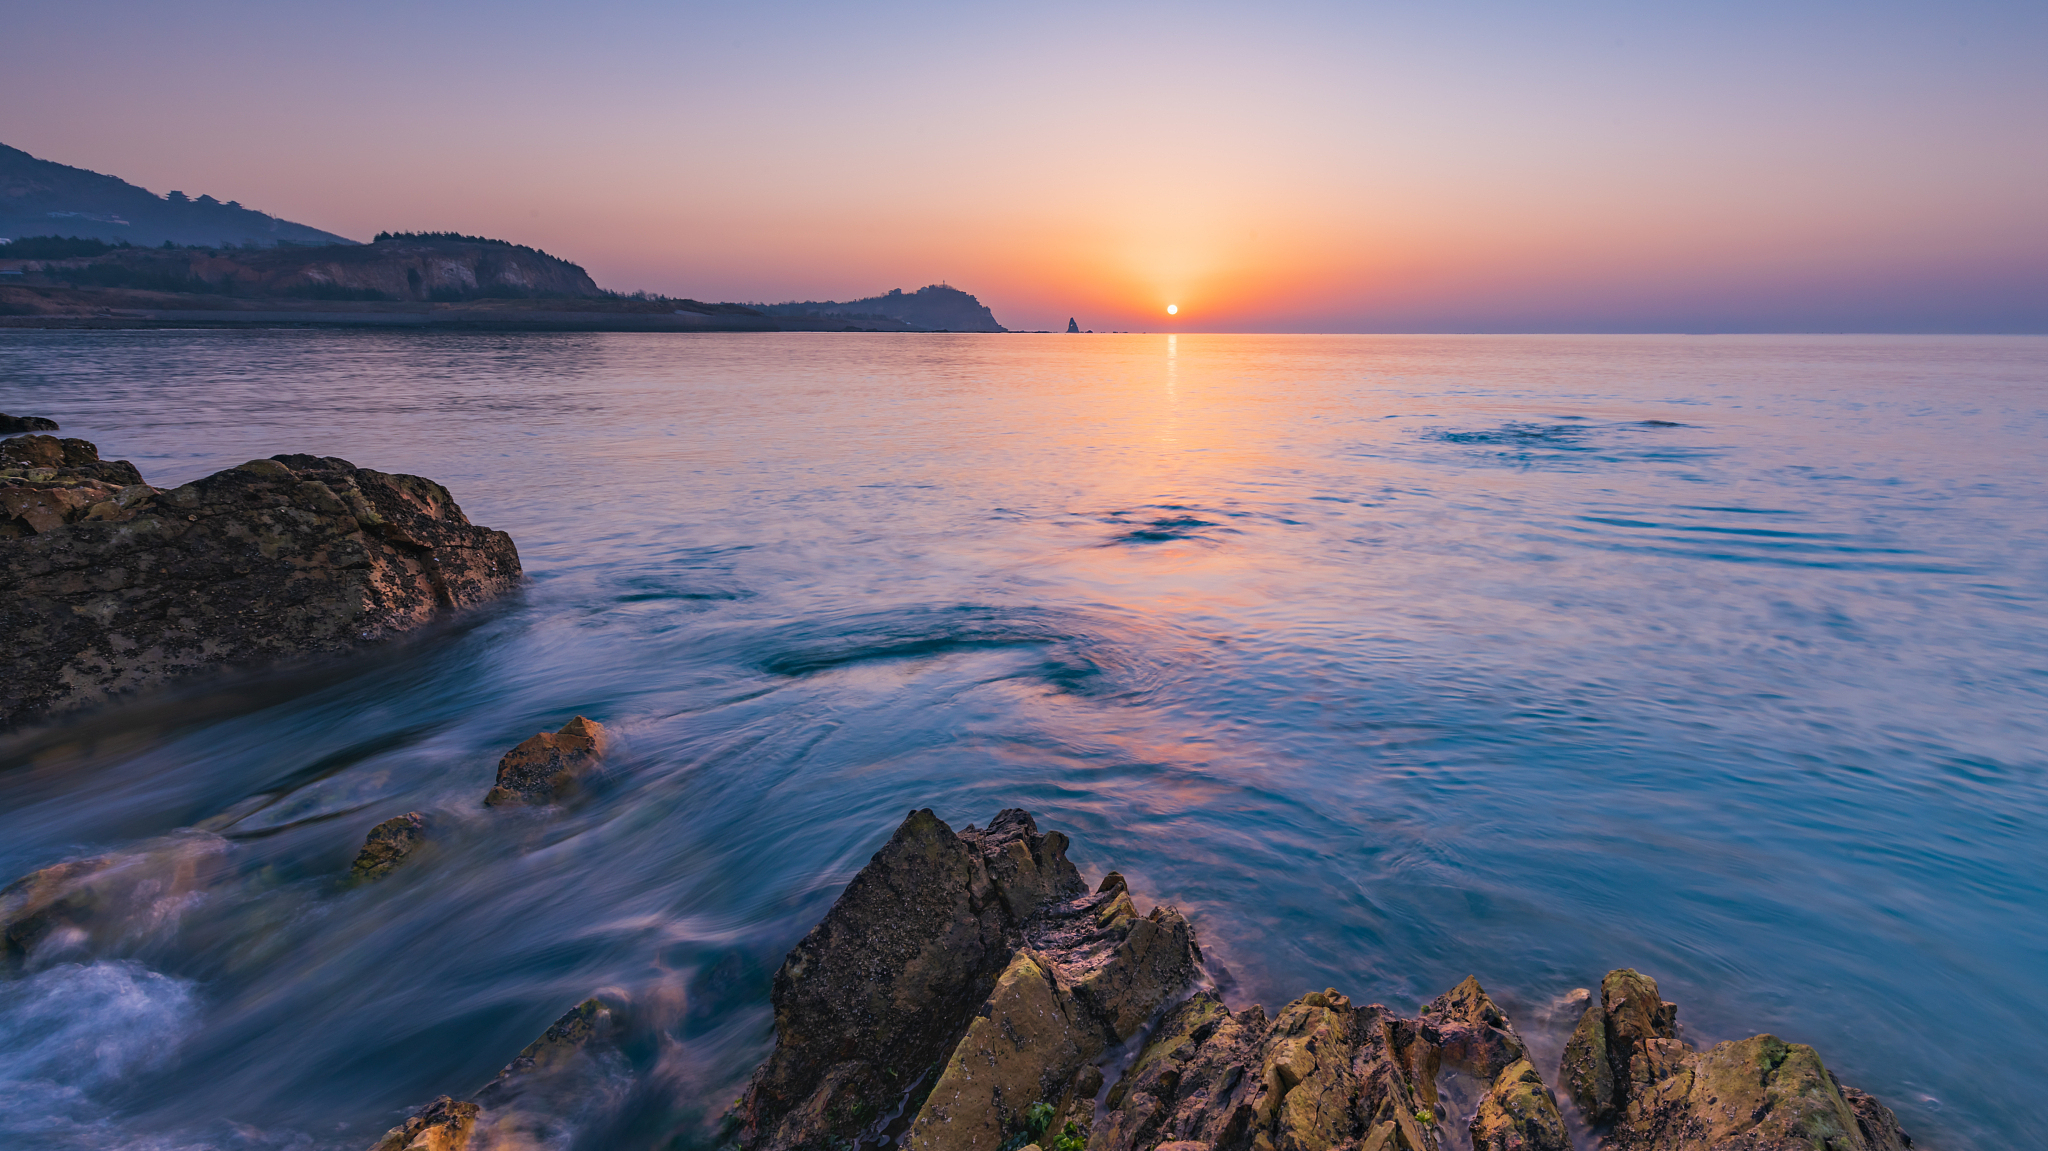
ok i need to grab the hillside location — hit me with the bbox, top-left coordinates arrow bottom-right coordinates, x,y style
758,284 -> 1006,331
5,233 -> 601,301
0,143 -> 354,248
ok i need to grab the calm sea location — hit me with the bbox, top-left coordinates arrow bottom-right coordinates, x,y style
0,332 -> 2042,1150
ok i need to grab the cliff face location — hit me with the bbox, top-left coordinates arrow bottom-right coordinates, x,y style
760,284 -> 1007,332
0,143 -> 354,248
22,237 -> 603,302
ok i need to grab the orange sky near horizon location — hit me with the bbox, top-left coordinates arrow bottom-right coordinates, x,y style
6,0 -> 2045,331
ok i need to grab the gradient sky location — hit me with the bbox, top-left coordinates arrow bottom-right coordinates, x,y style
7,0 -> 2046,332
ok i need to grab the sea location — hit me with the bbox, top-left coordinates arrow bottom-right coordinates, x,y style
0,331 -> 2042,1150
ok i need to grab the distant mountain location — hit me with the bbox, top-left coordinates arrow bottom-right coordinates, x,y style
0,143 -> 354,249
758,284 -> 1006,332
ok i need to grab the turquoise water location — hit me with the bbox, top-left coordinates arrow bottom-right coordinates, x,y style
0,331 -> 2042,1150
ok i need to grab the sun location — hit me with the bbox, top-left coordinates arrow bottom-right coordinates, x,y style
1166,304 -> 1178,315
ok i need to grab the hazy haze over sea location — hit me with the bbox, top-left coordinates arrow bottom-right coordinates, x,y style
1,331 -> 2043,1150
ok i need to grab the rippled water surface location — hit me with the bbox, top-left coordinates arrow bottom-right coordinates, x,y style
2,332 -> 2044,1150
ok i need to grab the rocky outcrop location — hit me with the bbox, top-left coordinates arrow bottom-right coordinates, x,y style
1092,987 -> 1446,1151
1559,968 -> 1911,1150
351,813 -> 429,882
731,808 -> 1201,1151
0,412 -> 60,433
718,811 -> 1919,1151
0,443 -> 520,728
483,717 -> 608,805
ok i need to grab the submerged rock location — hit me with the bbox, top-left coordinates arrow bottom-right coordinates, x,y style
482,716 -> 609,805
0,446 -> 520,729
1559,968 -> 1912,1150
0,413 -> 62,433
351,812 -> 429,882
367,996 -> 621,1151
0,832 -> 230,968
731,807 -> 1201,1151
369,1095 -> 478,1151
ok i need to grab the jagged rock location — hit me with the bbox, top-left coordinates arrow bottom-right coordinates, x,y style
0,413 -> 61,433
0,833 -> 229,967
1616,1034 -> 1910,1151
482,716 -> 608,805
1092,988 -> 1443,1151
0,448 -> 520,729
351,812 -> 429,881
1471,1059 -> 1568,1151
1560,968 -> 1677,1124
732,808 -> 1202,1151
1558,969 -> 1913,1150
1422,976 -> 1529,1083
369,1095 -> 478,1151
1068,318 -> 1081,333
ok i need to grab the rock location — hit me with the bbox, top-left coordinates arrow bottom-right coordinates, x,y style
360,998 -> 619,1151
368,1095 -> 478,1151
1422,976 -> 1529,1083
1615,1034 -> 1908,1151
0,413 -> 61,433
0,448 -> 520,729
0,833 -> 229,968
350,812 -> 429,882
1560,967 -> 1677,1124
482,716 -> 608,805
1091,987 -> 1445,1151
1418,978 -> 1564,1151
474,997 -> 617,1108
1557,969 -> 1915,1150
1068,318 -> 1081,333
1471,1059 -> 1568,1151
731,808 -> 1202,1151
0,434 -> 149,539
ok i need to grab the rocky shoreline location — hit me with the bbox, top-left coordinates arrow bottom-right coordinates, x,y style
340,805 -> 1915,1151
0,423 -> 520,729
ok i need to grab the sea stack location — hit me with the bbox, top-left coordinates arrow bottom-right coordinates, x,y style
1067,317 -> 1080,333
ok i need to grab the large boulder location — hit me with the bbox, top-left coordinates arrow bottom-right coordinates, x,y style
731,808 -> 1201,1151
0,446 -> 520,728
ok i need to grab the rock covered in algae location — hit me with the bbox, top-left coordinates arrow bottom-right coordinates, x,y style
482,716 -> 608,805
1559,968 -> 1913,1151
350,812 -> 429,882
1471,1059 -> 1568,1151
0,446 -> 520,729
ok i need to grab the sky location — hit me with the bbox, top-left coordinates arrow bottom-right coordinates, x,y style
6,0 -> 2046,333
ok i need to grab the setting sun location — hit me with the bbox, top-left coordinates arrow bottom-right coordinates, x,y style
1166,304 -> 1178,315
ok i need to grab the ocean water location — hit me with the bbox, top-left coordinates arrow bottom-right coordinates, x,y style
0,330 -> 2042,1150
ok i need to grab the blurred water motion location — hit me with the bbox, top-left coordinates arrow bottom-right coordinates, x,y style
1,331 -> 2043,1149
